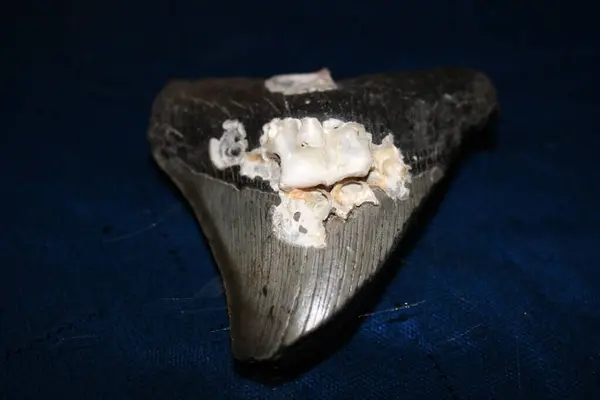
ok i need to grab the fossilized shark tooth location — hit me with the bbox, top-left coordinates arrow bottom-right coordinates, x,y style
147,67 -> 498,366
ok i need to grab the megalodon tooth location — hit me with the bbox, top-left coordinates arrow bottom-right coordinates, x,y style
147,67 -> 498,370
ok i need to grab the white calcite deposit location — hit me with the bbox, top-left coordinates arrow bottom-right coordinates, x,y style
208,120 -> 248,169
264,68 -> 338,95
209,117 -> 411,248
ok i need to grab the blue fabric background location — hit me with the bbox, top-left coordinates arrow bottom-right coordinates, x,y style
2,1 -> 599,398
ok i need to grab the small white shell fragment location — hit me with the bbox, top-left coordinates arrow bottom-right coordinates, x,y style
367,134 -> 411,200
208,120 -> 248,170
331,181 -> 379,219
265,68 -> 338,95
271,189 -> 332,248
208,117 -> 411,249
238,149 -> 281,191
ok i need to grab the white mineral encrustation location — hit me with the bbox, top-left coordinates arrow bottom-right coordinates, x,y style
209,117 -> 411,248
264,68 -> 338,95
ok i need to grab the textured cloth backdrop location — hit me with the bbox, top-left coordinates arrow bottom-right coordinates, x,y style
2,1 -> 599,398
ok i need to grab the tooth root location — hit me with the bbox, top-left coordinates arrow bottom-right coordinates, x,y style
148,67 -> 499,364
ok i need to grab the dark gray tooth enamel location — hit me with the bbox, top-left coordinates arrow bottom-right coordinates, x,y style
147,67 -> 499,366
